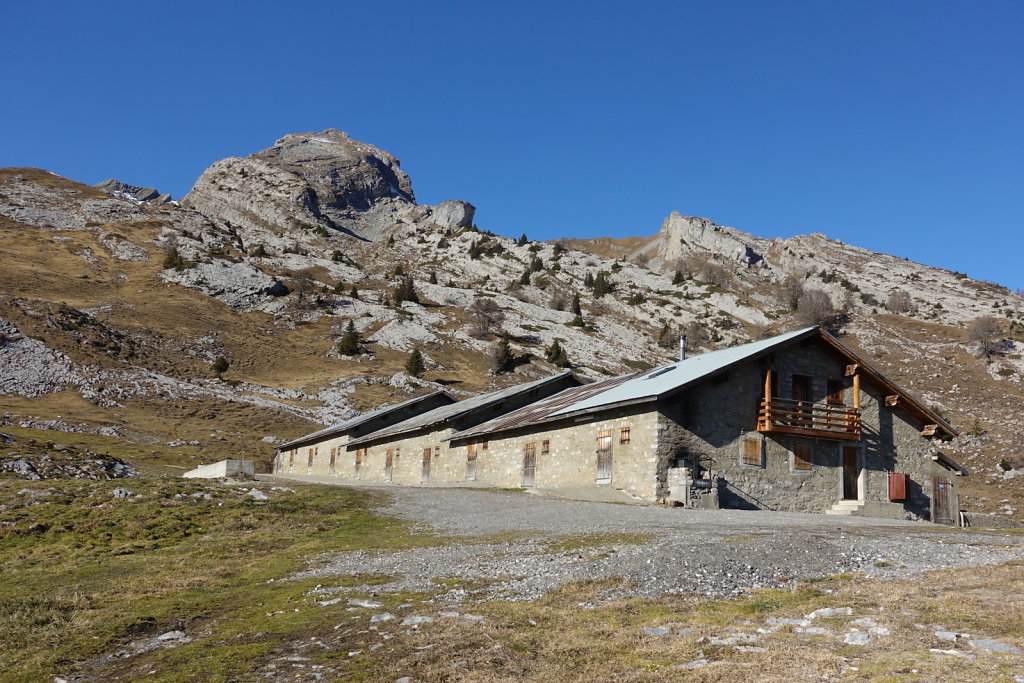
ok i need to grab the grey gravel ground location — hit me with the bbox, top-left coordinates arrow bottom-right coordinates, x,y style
281,481 -> 1024,603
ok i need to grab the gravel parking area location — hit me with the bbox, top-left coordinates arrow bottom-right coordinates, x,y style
284,482 -> 1024,603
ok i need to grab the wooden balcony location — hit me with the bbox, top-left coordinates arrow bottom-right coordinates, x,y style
757,398 -> 861,441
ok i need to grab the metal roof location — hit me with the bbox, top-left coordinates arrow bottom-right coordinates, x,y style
346,371 -> 577,447
446,372 -> 641,442
548,327 -> 818,417
278,390 -> 454,450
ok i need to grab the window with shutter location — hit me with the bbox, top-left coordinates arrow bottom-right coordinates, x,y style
619,427 -> 631,445
742,437 -> 763,467
793,440 -> 813,471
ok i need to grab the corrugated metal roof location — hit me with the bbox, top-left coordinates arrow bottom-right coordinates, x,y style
346,371 -> 577,447
278,390 -> 454,450
446,372 -> 641,442
549,327 -> 818,417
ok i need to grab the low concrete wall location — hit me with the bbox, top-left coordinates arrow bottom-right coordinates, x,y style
183,459 -> 255,479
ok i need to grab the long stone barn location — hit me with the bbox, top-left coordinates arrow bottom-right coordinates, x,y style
276,327 -> 967,525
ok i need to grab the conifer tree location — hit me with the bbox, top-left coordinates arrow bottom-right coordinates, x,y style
571,292 -> 582,316
349,285 -> 359,299
489,338 -> 515,374
584,272 -> 595,288
545,340 -> 570,367
672,269 -> 684,285
405,349 -> 425,377
429,271 -> 438,284
593,271 -> 612,298
337,320 -> 361,355
212,356 -> 229,378
517,233 -> 528,246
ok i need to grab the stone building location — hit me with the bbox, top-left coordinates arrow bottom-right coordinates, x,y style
273,390 -> 456,477
446,327 -> 966,524
277,327 -> 966,524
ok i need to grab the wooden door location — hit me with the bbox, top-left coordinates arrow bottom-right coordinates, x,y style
421,447 -> 431,484
934,477 -> 954,525
842,446 -> 860,500
466,443 -> 477,481
596,430 -> 613,484
522,443 -> 536,487
385,449 -> 394,483
329,448 -> 337,476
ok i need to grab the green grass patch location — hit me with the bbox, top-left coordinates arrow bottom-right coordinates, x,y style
0,476 -> 442,680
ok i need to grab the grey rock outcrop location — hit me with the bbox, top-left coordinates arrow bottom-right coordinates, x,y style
657,212 -> 769,269
430,200 -> 475,229
95,179 -> 175,206
183,129 -> 473,244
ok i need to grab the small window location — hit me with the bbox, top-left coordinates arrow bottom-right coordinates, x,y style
827,379 -> 844,406
619,427 -> 631,445
793,440 -> 813,471
482,441 -> 489,451
742,437 -> 763,467
308,448 -> 314,467
395,448 -> 401,459
541,439 -> 550,455
433,446 -> 440,458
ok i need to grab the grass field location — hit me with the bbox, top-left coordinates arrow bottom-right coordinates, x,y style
3,464 -> 1024,681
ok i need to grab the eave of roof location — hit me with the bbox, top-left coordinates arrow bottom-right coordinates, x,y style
816,332 -> 959,439
345,371 -> 578,447
278,389 -> 454,450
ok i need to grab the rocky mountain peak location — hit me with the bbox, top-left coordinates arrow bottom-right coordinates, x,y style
94,179 -> 176,206
183,129 -> 472,245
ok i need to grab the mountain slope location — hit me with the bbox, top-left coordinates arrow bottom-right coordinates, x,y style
1,133 -> 1022,520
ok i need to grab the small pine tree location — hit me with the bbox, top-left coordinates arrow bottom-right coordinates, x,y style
489,338 -> 515,374
468,240 -> 482,260
331,249 -> 344,262
251,243 -> 268,258
545,340 -> 570,367
437,237 -> 450,249
333,281 -> 346,294
392,276 -> 420,305
349,286 -> 359,299
584,272 -> 595,288
529,256 -> 544,273
517,233 -> 529,246
337,320 -> 361,355
392,264 -> 405,277
429,271 -> 438,284
212,356 -> 229,378
162,246 -> 184,270
593,271 -> 612,298
552,242 -> 565,257
627,292 -> 646,305
405,349 -> 425,377
519,269 -> 532,286
571,292 -> 582,316
672,269 -> 684,285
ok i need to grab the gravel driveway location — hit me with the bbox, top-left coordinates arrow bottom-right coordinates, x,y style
285,482 -> 1024,603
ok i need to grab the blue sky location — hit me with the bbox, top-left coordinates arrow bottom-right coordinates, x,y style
4,1 -> 1022,289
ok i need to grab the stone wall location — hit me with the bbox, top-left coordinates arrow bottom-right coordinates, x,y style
657,341 -> 961,522
455,405 -> 661,499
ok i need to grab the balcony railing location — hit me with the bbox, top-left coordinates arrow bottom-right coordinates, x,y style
757,398 -> 861,440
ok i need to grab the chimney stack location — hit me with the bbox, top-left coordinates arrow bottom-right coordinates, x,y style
679,334 -> 687,362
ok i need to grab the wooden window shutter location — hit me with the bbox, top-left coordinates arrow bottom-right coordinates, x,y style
619,427 -> 631,445
541,439 -> 550,454
793,441 -> 813,470
742,437 -> 763,467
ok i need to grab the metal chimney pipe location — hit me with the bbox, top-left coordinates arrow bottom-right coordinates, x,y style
679,334 -> 687,362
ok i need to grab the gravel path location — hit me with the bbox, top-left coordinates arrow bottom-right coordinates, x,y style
288,483 -> 1024,603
